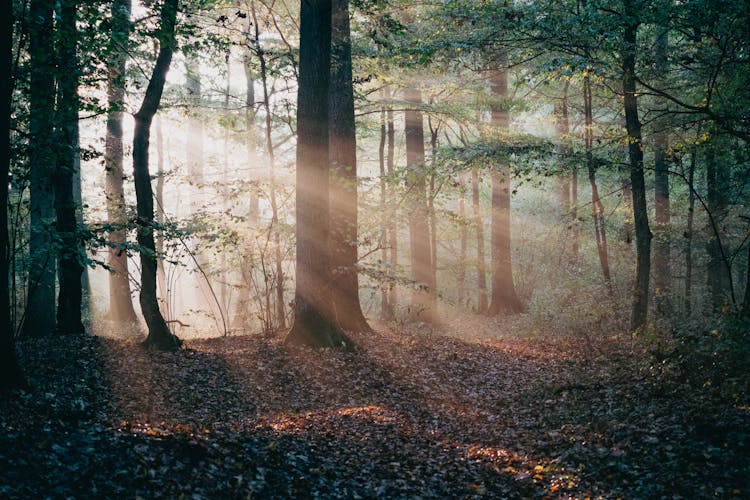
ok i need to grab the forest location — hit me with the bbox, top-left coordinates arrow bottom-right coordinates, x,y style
1,0 -> 749,497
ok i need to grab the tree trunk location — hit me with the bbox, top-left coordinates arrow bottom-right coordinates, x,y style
329,0 -> 370,333
556,80 -> 570,216
286,0 -> 350,348
623,4 -> 652,332
54,0 -> 84,335
742,236 -> 750,319
0,0 -> 25,389
457,177 -> 467,306
705,142 -> 732,310
23,0 -> 56,338
428,114 -> 439,311
584,75 -> 611,285
386,95 -> 397,318
105,0 -> 137,323
488,57 -> 522,315
251,2 -> 286,331
684,148 -> 696,312
653,28 -> 671,313
378,104 -> 389,319
134,0 -> 181,350
472,169 -> 487,313
404,88 -> 434,322
155,116 -> 170,320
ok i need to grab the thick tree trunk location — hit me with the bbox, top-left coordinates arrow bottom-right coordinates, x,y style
471,169 -> 487,313
286,0 -> 350,348
0,0 -> 25,389
134,0 -> 181,350
623,6 -> 652,332
105,0 -> 137,323
653,28 -> 671,313
488,57 -> 522,315
584,75 -> 611,285
24,0 -> 56,338
404,88 -> 434,322
329,0 -> 370,333
54,0 -> 84,335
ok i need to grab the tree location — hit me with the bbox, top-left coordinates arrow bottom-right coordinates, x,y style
105,0 -> 138,323
404,87 -> 435,322
285,0 -> 350,348
487,57 -> 522,315
1,0 -> 25,390
23,0 -> 56,337
53,0 -> 85,335
623,0 -> 652,332
329,0 -> 371,333
133,0 -> 181,350
652,27 -> 670,313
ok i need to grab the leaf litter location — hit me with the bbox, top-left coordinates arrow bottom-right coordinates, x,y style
1,320 -> 748,498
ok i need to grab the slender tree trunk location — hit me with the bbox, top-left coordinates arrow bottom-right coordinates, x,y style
105,0 -> 138,323
458,176 -> 467,306
556,80 -> 570,216
23,0 -> 56,337
404,88 -> 434,322
653,28 -> 671,313
472,169 -> 487,313
0,0 -> 25,389
386,96 -> 397,318
378,104 -> 389,319
742,237 -> 750,318
488,57 -> 522,315
329,0 -> 370,332
428,115 -> 439,311
705,142 -> 732,310
54,0 -> 84,335
134,0 -> 181,350
684,149 -> 696,312
623,4 -> 652,331
286,0 -> 350,348
584,75 -> 611,284
251,2 -> 286,330
154,115 -> 170,320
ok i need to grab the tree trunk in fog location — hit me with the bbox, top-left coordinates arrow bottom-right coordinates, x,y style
584,75 -> 611,285
286,0 -> 350,348
386,95 -> 397,319
0,1 -> 25,389
705,143 -> 732,310
458,176 -> 467,306
428,114 -> 439,310
185,58 -> 204,185
556,81 -> 570,217
251,2 -> 286,331
487,57 -> 522,316
23,0 -> 56,338
329,0 -> 371,333
653,28 -> 671,313
379,104 -> 389,319
105,0 -> 138,323
404,88 -> 435,322
134,0 -> 181,351
623,4 -> 652,332
471,169 -> 487,313
53,0 -> 85,335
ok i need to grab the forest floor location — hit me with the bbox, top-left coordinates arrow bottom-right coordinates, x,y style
1,317 -> 748,499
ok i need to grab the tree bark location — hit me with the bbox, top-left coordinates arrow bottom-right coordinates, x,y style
0,0 -> 25,389
23,0 -> 57,338
54,0 -> 85,335
684,148 -> 696,312
329,0 -> 371,333
404,88 -> 434,322
105,0 -> 138,323
378,104 -> 389,319
653,28 -> 671,313
705,142 -> 732,310
623,4 -> 652,332
584,75 -> 611,285
386,94 -> 397,318
471,169 -> 487,313
134,0 -> 181,350
285,0 -> 350,348
488,57 -> 522,315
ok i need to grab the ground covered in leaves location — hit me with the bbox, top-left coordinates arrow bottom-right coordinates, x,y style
1,320 -> 748,498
